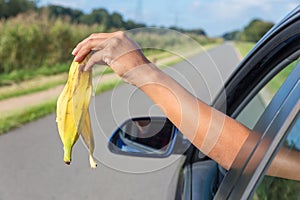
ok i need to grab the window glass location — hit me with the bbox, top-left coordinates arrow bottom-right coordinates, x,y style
236,61 -> 298,129
252,114 -> 300,200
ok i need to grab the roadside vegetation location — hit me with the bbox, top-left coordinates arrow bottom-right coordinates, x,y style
0,78 -> 121,135
223,19 -> 274,42
0,1 -> 222,135
0,0 -> 223,135
0,1 -> 217,86
233,41 -> 256,57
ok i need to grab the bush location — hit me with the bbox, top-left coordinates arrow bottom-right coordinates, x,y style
0,10 -> 99,76
0,11 -> 218,85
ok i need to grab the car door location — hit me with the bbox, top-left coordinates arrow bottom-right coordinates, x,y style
214,59 -> 300,199
183,58 -> 300,200
106,6 -> 300,200
178,6 -> 300,200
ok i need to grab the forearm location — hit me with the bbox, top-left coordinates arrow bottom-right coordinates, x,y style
124,63 -> 251,169
267,147 -> 300,180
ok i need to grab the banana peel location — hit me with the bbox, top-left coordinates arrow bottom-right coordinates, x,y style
56,55 -> 97,168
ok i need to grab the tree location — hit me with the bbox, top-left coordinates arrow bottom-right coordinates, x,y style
0,0 -> 36,19
241,19 -> 274,42
124,20 -> 145,30
110,12 -> 123,29
80,8 -> 110,27
0,0 -> 4,17
222,30 -> 241,41
222,19 -> 274,42
46,5 -> 83,23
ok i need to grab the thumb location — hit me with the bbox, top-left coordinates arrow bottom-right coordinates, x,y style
83,51 -> 108,71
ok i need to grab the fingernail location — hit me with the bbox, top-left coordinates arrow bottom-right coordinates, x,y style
74,56 -> 79,62
71,48 -> 77,55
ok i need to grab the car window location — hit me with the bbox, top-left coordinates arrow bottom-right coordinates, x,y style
252,114 -> 300,200
236,60 -> 298,129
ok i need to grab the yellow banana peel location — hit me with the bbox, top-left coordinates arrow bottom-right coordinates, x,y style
56,55 -> 97,168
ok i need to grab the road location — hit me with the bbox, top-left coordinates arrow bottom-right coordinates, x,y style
0,43 -> 240,200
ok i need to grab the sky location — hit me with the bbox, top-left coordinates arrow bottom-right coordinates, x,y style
38,0 -> 299,36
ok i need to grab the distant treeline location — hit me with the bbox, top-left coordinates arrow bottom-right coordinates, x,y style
0,0 -> 37,19
223,19 -> 274,42
0,0 -> 207,35
0,0 -> 145,30
1,0 -> 274,85
1,0 -> 274,82
0,0 -> 211,78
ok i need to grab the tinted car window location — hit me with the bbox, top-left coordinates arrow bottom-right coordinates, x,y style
252,114 -> 300,200
236,60 -> 298,129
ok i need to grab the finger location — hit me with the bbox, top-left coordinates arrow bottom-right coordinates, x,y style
74,37 -> 107,62
83,50 -> 110,71
72,33 -> 116,56
72,36 -> 94,56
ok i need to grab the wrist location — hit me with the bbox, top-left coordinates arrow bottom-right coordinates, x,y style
122,63 -> 162,87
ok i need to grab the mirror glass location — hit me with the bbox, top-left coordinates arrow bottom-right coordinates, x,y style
108,117 -> 177,157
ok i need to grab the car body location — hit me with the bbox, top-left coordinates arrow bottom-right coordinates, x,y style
108,5 -> 300,200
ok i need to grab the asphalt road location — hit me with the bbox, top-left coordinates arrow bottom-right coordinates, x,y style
0,43 -> 240,200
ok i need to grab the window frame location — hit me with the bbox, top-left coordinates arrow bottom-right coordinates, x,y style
214,60 -> 300,200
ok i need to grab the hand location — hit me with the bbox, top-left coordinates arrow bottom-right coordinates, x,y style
72,31 -> 150,77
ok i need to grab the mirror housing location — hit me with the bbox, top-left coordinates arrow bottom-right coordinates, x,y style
108,117 -> 191,158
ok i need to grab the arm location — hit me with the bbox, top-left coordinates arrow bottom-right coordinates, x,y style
122,63 -> 250,169
72,31 -> 298,179
72,31 -> 250,169
267,147 -> 300,180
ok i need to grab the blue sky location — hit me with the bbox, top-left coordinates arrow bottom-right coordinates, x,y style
38,0 -> 299,36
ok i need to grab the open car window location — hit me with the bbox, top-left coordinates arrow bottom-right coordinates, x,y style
214,58 -> 300,200
252,113 -> 300,200
236,59 -> 298,129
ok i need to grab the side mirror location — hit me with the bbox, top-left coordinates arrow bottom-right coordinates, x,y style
108,117 -> 191,158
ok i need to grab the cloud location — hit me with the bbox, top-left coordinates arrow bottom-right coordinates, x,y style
184,0 -> 299,36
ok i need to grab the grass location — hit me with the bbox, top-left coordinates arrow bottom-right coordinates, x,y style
0,65 -> 112,101
0,42 -> 219,101
266,61 -> 297,94
0,78 -> 122,135
0,48 -> 189,101
0,99 -> 57,135
144,49 -> 174,61
0,63 -> 70,86
234,41 -> 255,57
0,74 -> 68,100
94,78 -> 122,95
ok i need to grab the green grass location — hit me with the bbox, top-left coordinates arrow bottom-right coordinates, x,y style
0,99 -> 57,135
0,43 -> 218,101
144,49 -> 174,61
94,79 -> 122,95
234,41 -> 255,57
0,79 -> 122,135
0,78 -> 66,101
0,65 -> 113,101
0,63 -> 70,86
266,61 -> 297,94
0,58 -> 176,135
